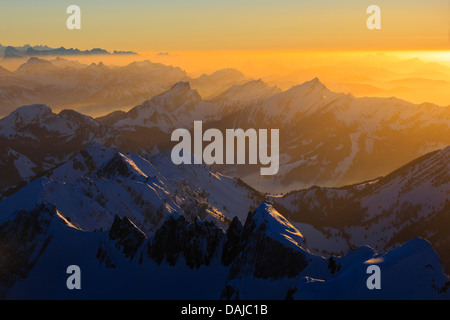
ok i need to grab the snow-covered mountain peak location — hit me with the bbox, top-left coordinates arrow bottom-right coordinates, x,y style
139,81 -> 201,113
252,77 -> 340,120
287,77 -> 328,95
98,152 -> 151,182
48,142 -> 118,181
0,104 -> 111,140
13,103 -> 51,118
213,79 -> 282,102
57,109 -> 100,128
112,81 -> 204,130
0,104 -> 52,131
250,201 -> 306,250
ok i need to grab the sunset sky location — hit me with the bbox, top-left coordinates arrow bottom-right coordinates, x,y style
1,0 -> 450,107
1,0 -> 449,52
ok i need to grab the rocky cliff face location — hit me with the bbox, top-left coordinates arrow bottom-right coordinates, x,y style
108,215 -> 146,258
221,216 -> 243,266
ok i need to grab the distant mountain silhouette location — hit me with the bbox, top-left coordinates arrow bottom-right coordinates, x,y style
1,44 -> 137,59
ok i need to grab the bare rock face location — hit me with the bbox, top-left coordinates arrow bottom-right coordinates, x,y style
108,215 -> 146,258
144,214 -> 225,269
221,216 -> 243,266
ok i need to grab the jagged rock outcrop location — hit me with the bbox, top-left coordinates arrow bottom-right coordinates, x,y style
221,216 -> 243,266
97,153 -> 138,179
220,202 -> 313,299
226,202 -> 309,280
142,214 -> 225,269
109,215 -> 146,258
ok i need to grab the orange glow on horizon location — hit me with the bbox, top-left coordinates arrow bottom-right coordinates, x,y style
1,49 -> 449,107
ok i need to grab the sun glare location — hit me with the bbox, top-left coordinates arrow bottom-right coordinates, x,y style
392,50 -> 450,66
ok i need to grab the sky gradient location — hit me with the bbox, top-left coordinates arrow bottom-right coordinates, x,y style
1,0 -> 449,52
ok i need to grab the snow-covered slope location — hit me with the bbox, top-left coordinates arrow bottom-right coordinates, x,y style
112,81 -> 209,132
0,104 -> 119,194
3,76 -> 448,196
292,238 -> 449,300
244,201 -> 306,251
0,104 -> 102,138
221,204 -> 448,300
274,146 -> 450,273
189,68 -> 248,99
215,78 -> 450,193
0,143 -> 264,234
212,79 -> 282,103
105,79 -> 282,134
1,201 -> 447,299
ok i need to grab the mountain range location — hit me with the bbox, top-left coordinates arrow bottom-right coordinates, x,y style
0,58 -> 448,299
2,77 -> 448,197
98,78 -> 449,194
0,200 -> 448,299
0,44 -> 137,59
273,146 -> 450,270
0,112 -> 448,299
0,57 -> 251,118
